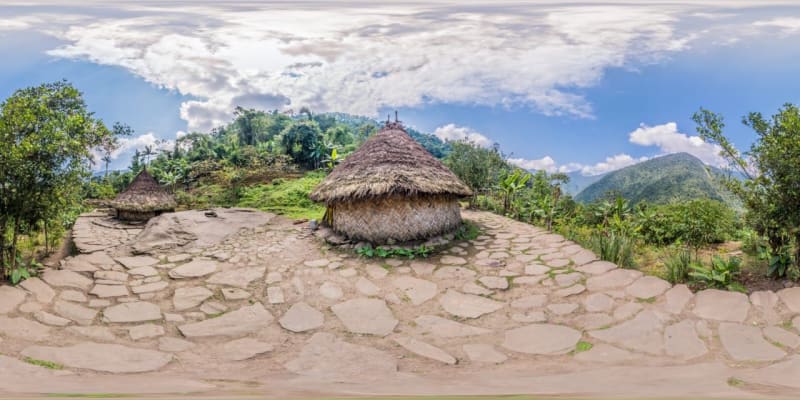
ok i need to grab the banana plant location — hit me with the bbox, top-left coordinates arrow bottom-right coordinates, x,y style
498,169 -> 531,215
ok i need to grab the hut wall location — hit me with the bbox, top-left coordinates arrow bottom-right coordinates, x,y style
331,195 -> 462,243
116,209 -> 158,222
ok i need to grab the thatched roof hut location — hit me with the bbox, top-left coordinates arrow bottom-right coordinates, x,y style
111,169 -> 176,222
310,121 -> 472,243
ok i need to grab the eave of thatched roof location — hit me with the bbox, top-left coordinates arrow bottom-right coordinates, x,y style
309,122 -> 472,203
110,169 -> 177,212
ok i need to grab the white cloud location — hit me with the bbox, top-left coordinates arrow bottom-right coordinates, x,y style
628,122 -> 725,166
580,154 -> 648,176
433,124 -> 493,147
754,17 -> 800,34
508,156 -> 558,172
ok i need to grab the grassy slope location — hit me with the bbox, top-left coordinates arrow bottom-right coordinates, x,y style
237,171 -> 326,220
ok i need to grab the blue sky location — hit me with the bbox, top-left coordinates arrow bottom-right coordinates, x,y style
1,1 -> 799,173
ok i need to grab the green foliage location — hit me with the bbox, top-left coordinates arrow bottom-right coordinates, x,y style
766,246 -> 794,279
454,221 -> 481,241
24,357 -> 64,370
663,247 -> 692,284
637,199 -> 737,248
590,232 -> 635,268
355,244 -> 433,259
689,255 -> 745,292
574,341 -> 593,353
237,172 -> 326,220
444,140 -> 509,206
498,169 -> 531,215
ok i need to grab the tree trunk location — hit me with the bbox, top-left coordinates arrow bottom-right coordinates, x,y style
795,231 -> 800,271
44,220 -> 49,254
10,218 -> 20,269
0,216 -> 6,277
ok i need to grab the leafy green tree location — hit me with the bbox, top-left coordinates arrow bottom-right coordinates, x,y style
0,81 -> 112,277
444,141 -> 509,206
280,120 -> 323,169
693,104 -> 800,276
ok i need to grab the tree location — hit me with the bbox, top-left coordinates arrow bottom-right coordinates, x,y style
0,81 -> 112,278
280,120 -> 323,169
693,104 -> 800,276
444,140 -> 509,206
98,122 -> 132,179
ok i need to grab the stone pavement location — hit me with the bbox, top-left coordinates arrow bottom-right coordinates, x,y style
1,208 -> 800,398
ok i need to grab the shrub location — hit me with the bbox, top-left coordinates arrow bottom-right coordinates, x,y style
638,199 -> 736,248
663,247 -> 692,284
689,255 -> 745,292
590,232 -> 635,268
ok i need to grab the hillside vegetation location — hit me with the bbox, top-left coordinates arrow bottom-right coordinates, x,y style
575,152 -> 734,205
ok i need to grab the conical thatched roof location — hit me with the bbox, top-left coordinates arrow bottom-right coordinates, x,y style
111,169 -> 177,212
310,122 -> 472,203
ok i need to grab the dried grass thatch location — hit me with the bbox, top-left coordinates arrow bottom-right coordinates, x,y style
309,122 -> 472,203
111,169 -> 177,215
330,194 -> 462,243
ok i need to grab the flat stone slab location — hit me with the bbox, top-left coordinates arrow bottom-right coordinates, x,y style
479,276 -> 509,290
0,316 -> 51,341
356,277 -> 381,296
0,285 -> 27,314
115,256 -> 159,269
280,302 -> 324,332
285,332 -> 397,382
103,301 -> 162,323
173,287 -> 214,311
750,290 -> 781,324
763,326 -> 800,349
586,269 -> 642,291
18,278 -> 55,304
129,323 -> 165,340
574,343 -> 641,363
589,311 -> 664,355
439,256 -> 467,265
319,281 -> 343,300
503,323 -> 582,355
94,270 -> 128,282
555,272 -> 583,288
41,270 -> 93,291
511,294 -> 548,310
439,289 -> 504,319
331,298 -> 397,336
168,260 -> 218,279
53,300 -> 97,326
21,342 -> 172,373
663,284 -> 693,314
718,322 -> 785,362
33,311 -> 71,327
692,289 -> 750,322
415,315 -> 491,338
584,293 -> 614,313
159,337 -> 195,352
433,266 -> 476,281
206,266 -> 265,288
394,336 -> 456,364
463,344 -> 507,364
664,320 -> 707,360
626,276 -> 670,299
128,266 -> 159,277
392,277 -> 438,305
777,287 -> 800,313
179,303 -> 273,337
90,284 -> 129,298
67,326 -> 116,342
220,338 -> 273,361
576,260 -> 617,275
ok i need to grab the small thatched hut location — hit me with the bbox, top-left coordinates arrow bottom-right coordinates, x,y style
309,121 -> 472,244
111,169 -> 176,222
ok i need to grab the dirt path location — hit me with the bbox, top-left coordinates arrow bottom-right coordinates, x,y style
1,208 -> 799,399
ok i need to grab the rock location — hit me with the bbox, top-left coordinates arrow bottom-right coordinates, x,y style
200,301 -> 227,315
0,285 -> 27,314
439,290 -> 504,319
90,284 -> 129,298
59,290 -> 87,303
115,256 -> 159,269
576,260 -> 617,275
67,326 -> 115,341
159,337 -> 195,352
574,343 -> 641,363
319,281 -> 343,300
21,343 -> 172,373
394,336 -> 456,365
555,272 -> 583,288
285,332 -> 397,382
414,315 -> 491,337
440,256 -> 467,265
626,276 -> 670,299
777,287 -> 800,313
356,277 -> 381,296
410,262 -> 435,276
584,293 -> 614,313
173,287 -> 214,311
206,266 -> 265,288
718,322 -> 785,362
692,289 -> 750,322
510,294 -> 548,310
745,356 -> 800,390
93,270 -> 128,282
478,276 -> 509,290
103,301 -> 162,323
33,311 -> 71,327
573,313 -> 614,330
19,278 -> 55,304
41,269 -> 93,291
129,323 -> 165,340
554,284 -> 586,298
463,344 -> 507,364
220,338 -> 273,361
304,259 -> 330,268
53,300 -> 97,326
178,303 -> 273,338
613,302 -> 644,320
525,264 -> 550,275
131,281 -> 169,294
750,290 -> 781,324
221,288 -> 251,301
331,298 -> 397,336
339,268 -> 357,278
663,284 -> 693,314
167,254 -> 192,263
462,282 -> 493,296
128,266 -> 159,277
664,320 -> 707,360
547,303 -> 579,315
571,249 -> 598,266
0,316 -> 50,341
763,326 -> 800,349
280,302 -> 324,332
433,266 -> 477,281
585,269 -> 642,291
168,259 -> 218,279
164,313 -> 184,322
366,265 -> 388,280
503,324 -> 582,355
265,272 -> 282,284
511,310 -> 547,323
18,302 -> 41,313
392,277 -> 438,305
267,286 -> 285,304
589,311 -> 664,355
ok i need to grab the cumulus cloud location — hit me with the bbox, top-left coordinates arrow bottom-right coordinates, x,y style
628,122 -> 725,166
754,17 -> 800,34
433,124 -> 493,147
579,154 -> 649,176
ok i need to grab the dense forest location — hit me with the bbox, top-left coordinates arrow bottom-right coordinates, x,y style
2,81 -> 800,294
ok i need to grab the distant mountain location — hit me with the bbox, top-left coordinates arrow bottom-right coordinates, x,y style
563,171 -> 605,196
574,152 -> 735,205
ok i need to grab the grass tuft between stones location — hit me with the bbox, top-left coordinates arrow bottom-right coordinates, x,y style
727,377 -> 745,387
575,341 -> 593,353
24,357 -> 64,370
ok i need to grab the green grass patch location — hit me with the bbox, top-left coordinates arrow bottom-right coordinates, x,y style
727,377 -> 745,387
237,171 -> 326,220
574,341 -> 593,353
25,357 -> 64,370
455,220 -> 482,241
